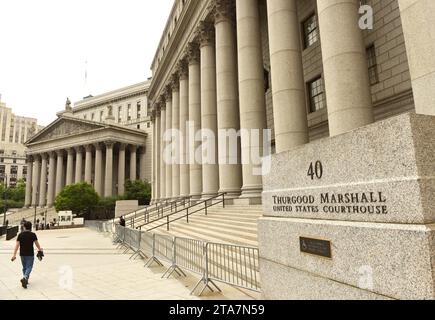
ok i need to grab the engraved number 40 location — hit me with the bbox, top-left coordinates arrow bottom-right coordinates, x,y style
308,161 -> 323,180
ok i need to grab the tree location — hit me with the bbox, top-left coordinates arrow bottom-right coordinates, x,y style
54,183 -> 100,216
125,180 -> 151,206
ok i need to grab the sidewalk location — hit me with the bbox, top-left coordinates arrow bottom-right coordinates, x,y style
0,228 -> 256,300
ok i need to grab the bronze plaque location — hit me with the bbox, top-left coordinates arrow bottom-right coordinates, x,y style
300,237 -> 332,259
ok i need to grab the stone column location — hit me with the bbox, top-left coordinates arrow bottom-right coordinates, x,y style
75,147 -> 83,183
118,143 -> 126,196
236,0 -> 267,203
178,61 -> 190,198
151,116 -> 156,202
171,76 -> 181,198
66,148 -> 75,186
47,152 -> 56,208
105,142 -> 114,197
55,150 -> 64,196
24,156 -> 33,208
130,145 -> 137,181
160,100 -> 167,199
38,154 -> 48,207
94,143 -> 103,196
198,21 -> 219,198
139,146 -> 147,182
215,0 -> 243,198
267,0 -> 308,153
317,0 -> 374,136
398,0 -> 435,116
165,90 -> 173,199
155,110 -> 162,200
31,155 -> 41,207
85,145 -> 93,184
187,42 -> 203,200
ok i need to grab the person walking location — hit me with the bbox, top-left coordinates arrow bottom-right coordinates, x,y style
11,221 -> 43,289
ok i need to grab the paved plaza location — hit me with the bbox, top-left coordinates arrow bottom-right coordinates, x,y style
0,228 -> 255,300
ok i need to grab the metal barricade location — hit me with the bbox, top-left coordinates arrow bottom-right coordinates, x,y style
139,231 -> 154,257
204,242 -> 260,293
174,237 -> 205,276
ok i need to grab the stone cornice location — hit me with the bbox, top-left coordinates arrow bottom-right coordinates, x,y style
73,80 -> 151,112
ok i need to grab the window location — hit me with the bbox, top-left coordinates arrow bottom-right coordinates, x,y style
118,106 -> 122,123
308,77 -> 326,113
137,102 -> 141,119
147,122 -> 151,128
137,124 -> 141,130
91,113 -> 95,121
0,158 -> 3,163
127,104 -> 132,121
303,14 -> 318,49
100,110 -> 104,121
84,115 -> 87,120
366,45 -> 379,85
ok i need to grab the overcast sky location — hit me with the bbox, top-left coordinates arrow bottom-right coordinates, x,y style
0,0 -> 173,126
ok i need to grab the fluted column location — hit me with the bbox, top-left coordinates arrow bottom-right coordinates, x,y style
160,101 -> 167,199
165,90 -> 173,199
38,154 -> 48,207
178,61 -> 190,198
155,110 -> 162,200
267,0 -> 309,153
31,155 -> 41,207
24,157 -> 33,208
84,145 -> 93,184
94,143 -> 103,196
130,145 -> 137,181
55,150 -> 64,196
66,148 -> 75,186
317,0 -> 374,136
105,142 -> 114,197
187,42 -> 203,200
118,143 -> 126,196
198,21 -> 219,198
151,116 -> 156,202
398,0 -> 435,116
139,146 -> 147,182
236,0 -> 267,203
171,76 -> 181,198
47,152 -> 56,208
215,0 -> 242,198
75,147 -> 83,183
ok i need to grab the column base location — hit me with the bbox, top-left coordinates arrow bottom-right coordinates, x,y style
238,185 -> 263,205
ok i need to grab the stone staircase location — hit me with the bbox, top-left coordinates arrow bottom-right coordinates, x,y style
141,205 -> 263,247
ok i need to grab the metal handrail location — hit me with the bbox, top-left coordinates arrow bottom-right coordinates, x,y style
127,196 -> 192,228
139,193 -> 226,232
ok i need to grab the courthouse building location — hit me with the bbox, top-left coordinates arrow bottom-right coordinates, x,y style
0,96 -> 43,187
24,81 -> 152,208
149,0 -> 417,204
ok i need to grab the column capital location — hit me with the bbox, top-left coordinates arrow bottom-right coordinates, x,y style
75,146 -> 84,153
26,155 -> 34,162
40,153 -> 48,160
213,0 -> 235,24
48,151 -> 57,159
197,20 -> 215,47
170,73 -> 180,92
129,145 -> 138,152
85,144 -> 94,152
94,142 -> 103,151
105,141 -> 115,148
186,41 -> 200,65
164,86 -> 172,101
139,146 -> 146,154
119,143 -> 127,151
67,148 -> 75,156
177,59 -> 189,80
55,150 -> 64,157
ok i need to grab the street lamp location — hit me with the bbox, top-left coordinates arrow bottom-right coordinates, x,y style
2,174 -> 7,227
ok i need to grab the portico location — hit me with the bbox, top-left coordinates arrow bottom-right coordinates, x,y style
24,115 -> 147,208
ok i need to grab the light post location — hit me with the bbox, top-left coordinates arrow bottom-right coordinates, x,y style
33,190 -> 39,225
2,174 -> 7,227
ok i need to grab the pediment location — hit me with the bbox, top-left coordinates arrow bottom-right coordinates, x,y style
27,117 -> 105,144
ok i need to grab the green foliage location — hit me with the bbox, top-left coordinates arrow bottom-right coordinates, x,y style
124,180 -> 151,205
54,183 -> 100,216
0,179 -> 26,213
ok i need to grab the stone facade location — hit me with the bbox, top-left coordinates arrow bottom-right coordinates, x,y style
148,0 -> 416,204
0,97 -> 43,187
24,81 -> 152,208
